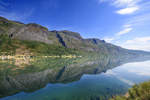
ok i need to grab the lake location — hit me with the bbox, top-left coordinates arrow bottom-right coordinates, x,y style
1,60 -> 150,100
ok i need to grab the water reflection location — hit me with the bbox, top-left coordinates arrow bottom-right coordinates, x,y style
107,60 -> 150,84
0,57 -> 150,100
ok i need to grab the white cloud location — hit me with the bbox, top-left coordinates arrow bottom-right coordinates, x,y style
0,0 -> 9,10
99,0 -> 139,6
106,70 -> 134,86
0,0 -> 34,21
98,0 -> 109,3
123,24 -> 131,28
103,37 -> 114,42
122,61 -> 150,76
0,0 -> 9,6
99,0 -> 141,15
99,0 -> 150,52
117,27 -> 132,36
119,37 -> 150,51
0,10 -> 34,21
126,37 -> 150,43
126,13 -> 150,26
116,6 -> 139,14
113,0 -> 140,7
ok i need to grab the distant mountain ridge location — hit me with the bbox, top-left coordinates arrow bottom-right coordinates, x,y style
0,16 -> 150,57
0,16 -> 114,52
1,16 -> 150,99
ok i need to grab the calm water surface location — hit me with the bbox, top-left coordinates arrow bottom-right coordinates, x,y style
1,60 -> 150,100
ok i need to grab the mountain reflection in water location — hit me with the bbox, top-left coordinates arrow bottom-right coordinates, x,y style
0,56 -> 150,100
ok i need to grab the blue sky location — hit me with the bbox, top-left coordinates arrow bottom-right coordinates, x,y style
0,0 -> 150,51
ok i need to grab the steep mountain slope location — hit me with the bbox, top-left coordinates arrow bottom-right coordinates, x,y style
0,16 -> 150,99
0,16 -> 117,52
0,16 -> 105,52
0,16 -> 56,44
0,16 -> 150,59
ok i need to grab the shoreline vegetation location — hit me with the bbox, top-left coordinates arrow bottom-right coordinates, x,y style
0,54 -> 82,61
110,81 -> 150,100
0,54 -> 82,66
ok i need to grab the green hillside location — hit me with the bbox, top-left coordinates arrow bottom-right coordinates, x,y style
0,34 -> 79,56
0,16 -> 150,77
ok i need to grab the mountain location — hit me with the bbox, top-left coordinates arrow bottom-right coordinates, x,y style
0,16 -> 150,99
0,16 -> 150,54
1,16 -> 150,78
0,16 -> 110,52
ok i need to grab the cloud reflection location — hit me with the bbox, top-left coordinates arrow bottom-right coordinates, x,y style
105,60 -> 150,85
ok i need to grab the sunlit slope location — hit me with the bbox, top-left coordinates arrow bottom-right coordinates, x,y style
1,16 -> 150,59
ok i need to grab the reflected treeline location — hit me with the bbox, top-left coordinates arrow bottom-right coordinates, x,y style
0,54 -> 150,98
0,52 -> 82,66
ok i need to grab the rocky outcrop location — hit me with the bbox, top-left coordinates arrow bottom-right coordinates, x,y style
0,16 -> 150,100
1,16 -> 150,57
12,23 -> 53,44
0,16 -> 115,52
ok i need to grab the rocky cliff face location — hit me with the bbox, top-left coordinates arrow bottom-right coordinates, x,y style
0,17 -> 54,44
0,16 -> 112,52
1,16 -> 150,63
1,16 -> 150,57
0,16 -> 150,98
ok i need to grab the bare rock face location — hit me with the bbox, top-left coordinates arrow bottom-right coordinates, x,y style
0,17 -> 58,44
1,16 -> 150,99
0,16 -> 116,53
12,24 -> 53,44
0,16 -> 150,55
51,30 -> 108,51
0,16 -> 109,52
